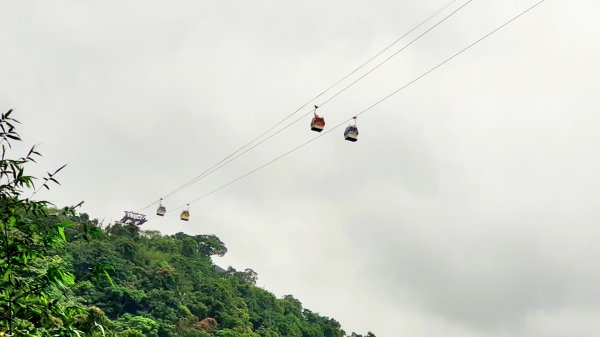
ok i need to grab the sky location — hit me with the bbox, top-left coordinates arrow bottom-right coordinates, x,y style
1,0 -> 599,336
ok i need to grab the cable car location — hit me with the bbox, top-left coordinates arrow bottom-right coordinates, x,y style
344,117 -> 359,142
311,115 -> 325,132
310,105 -> 325,132
180,204 -> 190,221
156,199 -> 166,216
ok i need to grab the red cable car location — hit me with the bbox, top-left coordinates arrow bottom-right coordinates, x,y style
311,114 -> 325,132
310,105 -> 325,132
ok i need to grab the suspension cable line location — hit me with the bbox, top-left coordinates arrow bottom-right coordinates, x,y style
175,0 -> 475,189
163,0 -> 546,214
137,0 -> 472,212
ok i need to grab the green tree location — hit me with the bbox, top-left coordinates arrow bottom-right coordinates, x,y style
0,109 -> 82,336
194,234 -> 227,257
117,314 -> 160,337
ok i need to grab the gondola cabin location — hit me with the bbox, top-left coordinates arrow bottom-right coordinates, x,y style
344,125 -> 359,142
311,115 -> 325,132
180,210 -> 190,221
156,205 -> 166,216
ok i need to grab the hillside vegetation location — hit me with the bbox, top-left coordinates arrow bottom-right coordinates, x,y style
67,217 -> 375,337
0,109 -> 376,337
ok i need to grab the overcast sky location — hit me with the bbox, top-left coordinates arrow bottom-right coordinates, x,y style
1,0 -> 599,336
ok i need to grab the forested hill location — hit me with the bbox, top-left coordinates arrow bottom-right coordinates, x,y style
62,213 -> 376,337
0,111 -> 376,337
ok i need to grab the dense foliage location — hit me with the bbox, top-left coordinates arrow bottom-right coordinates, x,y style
0,110 -> 376,337
67,221 -> 376,337
0,109 -> 94,336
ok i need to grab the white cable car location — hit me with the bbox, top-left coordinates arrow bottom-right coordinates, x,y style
344,117 -> 359,142
310,105 -> 325,132
156,199 -> 166,216
180,204 -> 190,221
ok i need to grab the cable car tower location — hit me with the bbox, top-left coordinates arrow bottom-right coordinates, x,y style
117,211 -> 148,227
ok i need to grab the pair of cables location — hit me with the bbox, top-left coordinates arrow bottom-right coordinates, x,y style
142,0 -> 546,215
138,0 -> 470,213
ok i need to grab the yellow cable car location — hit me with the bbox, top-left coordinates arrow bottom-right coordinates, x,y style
180,204 -> 190,221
